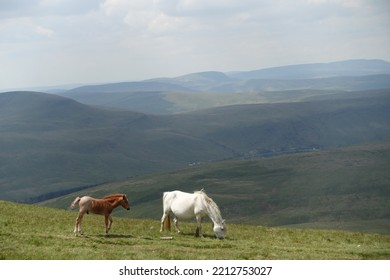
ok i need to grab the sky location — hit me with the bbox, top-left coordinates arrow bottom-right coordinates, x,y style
1,0 -> 389,90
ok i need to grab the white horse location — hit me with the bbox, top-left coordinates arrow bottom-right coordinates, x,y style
160,189 -> 227,239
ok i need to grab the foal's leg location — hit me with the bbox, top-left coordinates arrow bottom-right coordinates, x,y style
107,215 -> 113,235
74,212 -> 84,235
104,215 -> 112,236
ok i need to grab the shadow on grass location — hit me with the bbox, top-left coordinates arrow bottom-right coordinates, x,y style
178,232 -> 226,240
75,233 -> 135,238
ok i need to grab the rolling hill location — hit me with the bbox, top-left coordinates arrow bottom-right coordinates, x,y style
1,89 -> 389,203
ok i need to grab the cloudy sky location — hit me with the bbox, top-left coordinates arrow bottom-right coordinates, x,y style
1,0 -> 389,89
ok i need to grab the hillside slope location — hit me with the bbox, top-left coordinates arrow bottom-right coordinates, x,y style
1,90 -> 389,202
42,142 -> 390,234
1,200 -> 389,260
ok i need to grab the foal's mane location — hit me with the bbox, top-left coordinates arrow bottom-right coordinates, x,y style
102,193 -> 127,202
195,189 -> 223,224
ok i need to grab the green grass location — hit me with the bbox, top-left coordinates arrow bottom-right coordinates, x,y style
1,200 -> 389,260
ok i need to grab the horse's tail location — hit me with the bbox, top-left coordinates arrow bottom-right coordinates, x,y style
164,213 -> 171,231
70,197 -> 81,209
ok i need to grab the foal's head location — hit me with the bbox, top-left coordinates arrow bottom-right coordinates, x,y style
120,194 -> 130,210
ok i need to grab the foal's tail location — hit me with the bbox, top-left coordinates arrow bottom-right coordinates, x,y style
163,213 -> 171,231
70,197 -> 81,209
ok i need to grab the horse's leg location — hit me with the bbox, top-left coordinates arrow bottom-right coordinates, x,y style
74,212 -> 84,235
160,213 -> 166,232
173,216 -> 181,233
195,215 -> 203,238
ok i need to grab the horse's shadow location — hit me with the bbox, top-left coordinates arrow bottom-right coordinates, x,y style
180,232 -> 222,239
77,234 -> 135,239
76,232 -> 226,240
97,234 -> 135,238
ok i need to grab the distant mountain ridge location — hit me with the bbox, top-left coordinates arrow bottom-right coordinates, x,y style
66,80 -> 194,94
57,59 -> 390,113
228,59 -> 390,80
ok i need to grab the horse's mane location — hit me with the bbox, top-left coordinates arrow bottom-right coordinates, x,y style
195,189 -> 224,224
103,193 -> 125,198
102,193 -> 126,199
102,193 -> 127,202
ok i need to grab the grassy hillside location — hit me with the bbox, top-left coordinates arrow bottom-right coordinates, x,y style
42,142 -> 390,234
0,200 -> 388,260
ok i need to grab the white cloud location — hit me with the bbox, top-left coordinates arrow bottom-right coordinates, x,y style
34,25 -> 54,38
0,17 -> 55,43
100,0 -> 153,16
148,12 -> 184,34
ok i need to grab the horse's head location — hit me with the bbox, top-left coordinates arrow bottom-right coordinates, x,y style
121,194 -> 130,210
213,220 -> 227,239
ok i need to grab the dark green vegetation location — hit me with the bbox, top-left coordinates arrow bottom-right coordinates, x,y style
43,142 -> 390,234
1,200 -> 389,260
1,89 -> 389,202
0,88 -> 390,201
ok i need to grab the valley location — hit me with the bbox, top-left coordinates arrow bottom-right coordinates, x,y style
1,59 -> 389,234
